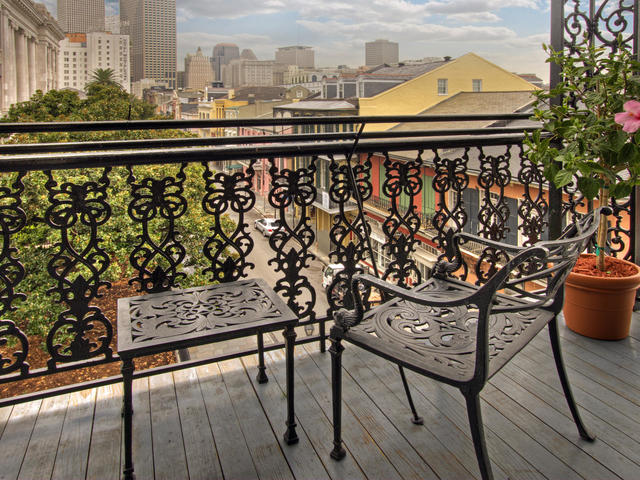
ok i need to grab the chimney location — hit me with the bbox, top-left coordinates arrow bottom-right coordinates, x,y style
444,56 -> 452,62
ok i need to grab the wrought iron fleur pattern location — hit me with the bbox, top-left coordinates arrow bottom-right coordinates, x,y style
380,151 -> 423,287
43,169 -> 113,368
202,161 -> 255,282
517,145 -> 548,246
564,0 -> 635,51
475,146 -> 513,284
327,153 -> 373,312
127,164 -> 188,293
0,172 -> 28,376
432,149 -> 470,279
267,157 -> 316,320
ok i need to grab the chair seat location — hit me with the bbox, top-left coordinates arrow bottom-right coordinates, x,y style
345,277 -> 555,385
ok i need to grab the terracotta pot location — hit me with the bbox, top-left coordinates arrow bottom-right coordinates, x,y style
564,254 -> 640,340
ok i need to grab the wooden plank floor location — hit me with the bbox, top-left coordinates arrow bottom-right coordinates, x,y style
1,315 -> 639,480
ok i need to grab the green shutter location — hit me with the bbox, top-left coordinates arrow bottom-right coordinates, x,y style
422,174 -> 435,215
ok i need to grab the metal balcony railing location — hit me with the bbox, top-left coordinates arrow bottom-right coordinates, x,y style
0,114 -> 636,407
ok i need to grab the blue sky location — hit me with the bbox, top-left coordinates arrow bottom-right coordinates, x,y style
47,0 -> 554,82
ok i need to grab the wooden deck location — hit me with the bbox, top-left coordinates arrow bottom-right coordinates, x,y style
1,315 -> 639,480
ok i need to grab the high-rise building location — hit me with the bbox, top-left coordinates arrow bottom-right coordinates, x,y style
57,0 -> 105,33
120,0 -> 176,88
185,47 -> 214,90
365,39 -> 399,67
275,46 -> 314,69
105,15 -> 120,34
211,43 -> 239,82
58,32 -> 131,92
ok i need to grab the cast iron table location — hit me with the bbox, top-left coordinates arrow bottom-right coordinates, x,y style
117,278 -> 299,480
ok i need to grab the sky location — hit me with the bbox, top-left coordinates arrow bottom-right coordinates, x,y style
46,0 -> 554,82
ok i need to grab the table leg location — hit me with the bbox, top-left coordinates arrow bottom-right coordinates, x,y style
282,324 -> 299,445
256,331 -> 268,384
122,357 -> 136,480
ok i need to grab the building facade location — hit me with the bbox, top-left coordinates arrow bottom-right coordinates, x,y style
105,14 -> 119,34
120,0 -> 176,88
224,58 -> 274,88
365,39 -> 398,67
275,45 -> 314,68
58,32 -> 131,92
56,0 -> 104,33
1,0 -> 64,112
211,43 -> 239,82
184,46 -> 213,90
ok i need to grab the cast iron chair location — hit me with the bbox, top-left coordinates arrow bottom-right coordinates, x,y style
329,207 -> 607,480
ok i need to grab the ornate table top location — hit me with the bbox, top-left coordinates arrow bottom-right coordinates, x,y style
117,278 -> 297,357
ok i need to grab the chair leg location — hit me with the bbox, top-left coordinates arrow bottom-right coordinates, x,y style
256,331 -> 268,384
464,391 -> 494,480
398,366 -> 423,425
329,326 -> 346,460
548,317 -> 595,441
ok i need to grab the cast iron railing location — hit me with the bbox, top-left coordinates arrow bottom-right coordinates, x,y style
0,111 -> 636,408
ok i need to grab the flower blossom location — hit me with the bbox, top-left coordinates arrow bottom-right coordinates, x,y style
615,100 -> 640,133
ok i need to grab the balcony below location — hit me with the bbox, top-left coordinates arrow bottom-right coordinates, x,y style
1,315 -> 638,480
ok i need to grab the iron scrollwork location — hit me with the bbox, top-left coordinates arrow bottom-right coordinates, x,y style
517,145 -> 548,246
127,164 -> 188,293
202,161 -> 255,282
381,151 -> 423,287
268,157 -> 316,320
43,169 -> 113,368
0,172 -> 28,376
475,146 -> 513,284
327,153 -> 373,312
432,148 -> 470,279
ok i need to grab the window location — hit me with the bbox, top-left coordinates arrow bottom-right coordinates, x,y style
472,79 -> 482,92
437,78 -> 448,95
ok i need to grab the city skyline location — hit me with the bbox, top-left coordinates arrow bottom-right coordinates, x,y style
40,0 -> 552,81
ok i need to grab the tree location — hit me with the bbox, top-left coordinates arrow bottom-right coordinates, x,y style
1,85 -> 234,336
88,67 -> 119,88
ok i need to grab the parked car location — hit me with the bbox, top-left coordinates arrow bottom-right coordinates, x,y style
254,217 -> 281,236
322,263 -> 345,289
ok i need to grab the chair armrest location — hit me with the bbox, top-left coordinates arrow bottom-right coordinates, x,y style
453,231 -> 525,254
334,245 -> 550,332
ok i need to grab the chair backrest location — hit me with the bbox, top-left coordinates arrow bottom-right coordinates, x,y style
484,207 -> 607,312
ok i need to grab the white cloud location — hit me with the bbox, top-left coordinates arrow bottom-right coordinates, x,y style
446,12 -> 501,23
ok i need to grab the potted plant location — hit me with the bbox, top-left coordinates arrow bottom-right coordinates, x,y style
525,39 -> 640,340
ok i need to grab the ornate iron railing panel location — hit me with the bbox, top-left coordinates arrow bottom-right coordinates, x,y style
0,108 -> 634,405
43,168 -> 114,368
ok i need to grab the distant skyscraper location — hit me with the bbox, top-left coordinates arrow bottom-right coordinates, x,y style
57,0 -> 105,33
185,47 -> 214,90
211,43 -> 239,82
105,15 -> 120,34
120,0 -> 176,88
275,46 -> 314,69
365,39 -> 399,67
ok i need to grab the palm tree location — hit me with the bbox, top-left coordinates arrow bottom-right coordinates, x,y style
89,68 -> 119,87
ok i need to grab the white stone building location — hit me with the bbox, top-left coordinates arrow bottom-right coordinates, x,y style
58,31 -> 130,92
0,0 -> 64,113
184,47 -> 213,90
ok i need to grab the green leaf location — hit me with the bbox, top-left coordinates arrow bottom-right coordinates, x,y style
576,176 -> 601,200
554,169 -> 574,188
609,182 -> 632,199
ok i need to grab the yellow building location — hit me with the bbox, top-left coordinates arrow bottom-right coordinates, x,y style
358,53 -> 539,131
197,98 -> 248,137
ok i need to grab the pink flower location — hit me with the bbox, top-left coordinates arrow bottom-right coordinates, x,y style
615,100 -> 640,133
